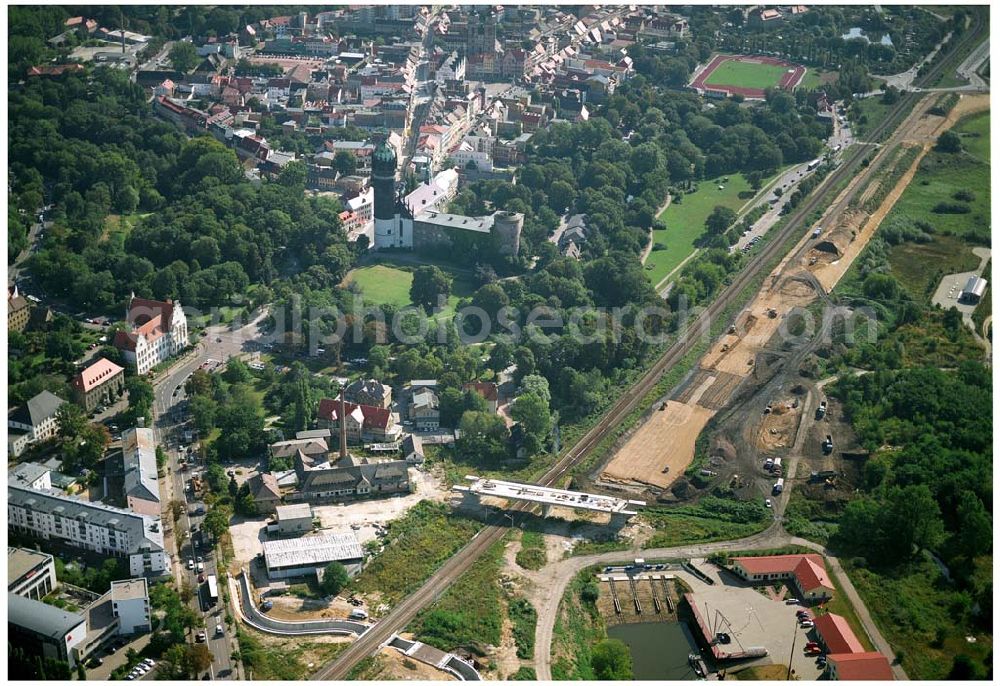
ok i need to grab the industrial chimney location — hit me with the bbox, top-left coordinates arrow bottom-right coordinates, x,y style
339,386 -> 348,459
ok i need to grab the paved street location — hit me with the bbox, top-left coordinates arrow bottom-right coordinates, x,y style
153,307 -> 271,680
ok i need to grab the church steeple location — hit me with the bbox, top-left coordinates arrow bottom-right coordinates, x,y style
372,136 -> 398,222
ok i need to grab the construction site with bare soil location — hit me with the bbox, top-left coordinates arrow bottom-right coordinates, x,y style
592,92 -> 989,513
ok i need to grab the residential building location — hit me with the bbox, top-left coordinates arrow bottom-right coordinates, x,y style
409,387 -> 440,430
344,378 -> 392,410
317,398 -> 401,443
71,357 -> 126,414
464,381 -> 500,414
401,434 -> 425,463
274,503 -> 314,535
8,483 -> 168,578
730,554 -> 835,601
10,462 -> 53,491
8,285 -> 30,332
113,295 -> 188,376
122,428 -> 161,516
246,472 -> 282,514
8,391 -> 66,457
263,531 -> 364,579
8,547 -> 57,601
110,579 -> 151,635
270,437 -> 330,462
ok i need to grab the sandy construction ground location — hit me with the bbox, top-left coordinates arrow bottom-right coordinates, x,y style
601,401 -> 715,489
600,92 -> 976,492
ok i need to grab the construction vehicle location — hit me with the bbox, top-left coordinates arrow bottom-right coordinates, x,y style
816,401 -> 827,419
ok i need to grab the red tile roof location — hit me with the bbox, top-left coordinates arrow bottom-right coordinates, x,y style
464,381 -> 499,402
317,398 -> 392,430
828,652 -> 894,680
127,297 -> 174,329
72,358 -> 124,394
732,553 -> 834,592
814,613 -> 865,655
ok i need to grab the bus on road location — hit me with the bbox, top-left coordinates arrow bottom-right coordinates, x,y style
206,574 -> 218,606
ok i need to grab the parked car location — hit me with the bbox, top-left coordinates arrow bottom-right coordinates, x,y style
800,620 -> 815,628
196,631 -> 207,643
260,600 -> 273,612
187,559 -> 195,570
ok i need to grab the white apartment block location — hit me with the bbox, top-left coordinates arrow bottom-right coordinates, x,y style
111,579 -> 152,634
8,484 -> 168,578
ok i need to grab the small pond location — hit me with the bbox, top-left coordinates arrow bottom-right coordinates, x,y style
607,620 -> 703,680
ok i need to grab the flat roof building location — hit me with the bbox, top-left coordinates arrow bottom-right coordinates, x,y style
263,531 -> 364,580
8,546 -> 57,601
110,579 -> 151,635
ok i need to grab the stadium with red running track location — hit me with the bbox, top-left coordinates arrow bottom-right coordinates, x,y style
689,54 -> 807,100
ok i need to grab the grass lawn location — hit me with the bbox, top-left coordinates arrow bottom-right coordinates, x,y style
705,59 -> 789,90
344,263 -> 476,318
954,110 -> 990,163
646,174 -> 754,285
797,68 -> 830,91
344,265 -> 414,308
850,97 -> 896,139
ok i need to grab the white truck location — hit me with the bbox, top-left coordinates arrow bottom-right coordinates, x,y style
772,478 -> 785,495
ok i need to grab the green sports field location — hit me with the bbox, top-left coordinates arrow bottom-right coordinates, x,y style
344,263 -> 475,318
704,60 -> 789,90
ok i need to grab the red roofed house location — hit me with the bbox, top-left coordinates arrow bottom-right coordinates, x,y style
813,613 -> 865,655
730,554 -> 835,601
26,64 -> 85,78
113,294 -> 189,375
71,357 -> 126,413
827,652 -> 894,681
316,398 -> 400,443
464,381 -> 499,414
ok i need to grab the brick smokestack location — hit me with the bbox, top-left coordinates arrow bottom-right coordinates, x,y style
339,386 -> 348,459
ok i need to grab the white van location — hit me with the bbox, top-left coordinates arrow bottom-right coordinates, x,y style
349,608 -> 368,620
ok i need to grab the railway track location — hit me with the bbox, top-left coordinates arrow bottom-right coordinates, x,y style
311,21 -> 984,680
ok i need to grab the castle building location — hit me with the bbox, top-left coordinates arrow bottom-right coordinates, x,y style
369,138 -> 522,256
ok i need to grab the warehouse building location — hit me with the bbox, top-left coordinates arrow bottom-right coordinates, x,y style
263,531 -> 364,580
960,275 -> 988,304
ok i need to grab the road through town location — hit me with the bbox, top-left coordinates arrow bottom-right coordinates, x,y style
152,308 -> 270,680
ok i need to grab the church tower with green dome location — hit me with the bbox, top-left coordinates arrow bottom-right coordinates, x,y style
371,137 -> 413,249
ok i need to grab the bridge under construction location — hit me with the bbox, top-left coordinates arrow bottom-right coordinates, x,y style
453,475 -> 645,526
